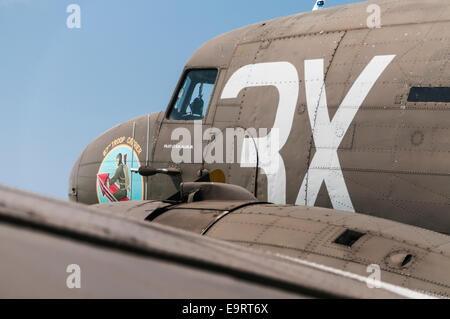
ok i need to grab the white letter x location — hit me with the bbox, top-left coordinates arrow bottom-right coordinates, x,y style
296,55 -> 395,212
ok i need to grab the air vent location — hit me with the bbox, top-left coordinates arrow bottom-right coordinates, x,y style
401,254 -> 413,267
334,229 -> 365,247
386,251 -> 415,268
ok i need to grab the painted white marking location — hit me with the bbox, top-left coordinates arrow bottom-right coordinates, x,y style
296,55 -> 396,211
276,254 -> 439,299
221,62 -> 299,204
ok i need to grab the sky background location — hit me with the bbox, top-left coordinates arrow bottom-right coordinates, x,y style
0,0 -> 364,200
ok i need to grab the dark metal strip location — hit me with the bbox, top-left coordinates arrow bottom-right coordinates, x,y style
201,201 -> 269,236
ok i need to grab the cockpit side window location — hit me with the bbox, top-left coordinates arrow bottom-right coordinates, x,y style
167,69 -> 218,121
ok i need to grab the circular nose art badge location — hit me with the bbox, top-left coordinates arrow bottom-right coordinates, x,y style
96,144 -> 144,203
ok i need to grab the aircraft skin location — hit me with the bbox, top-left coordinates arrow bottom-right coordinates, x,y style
0,184 -> 429,298
70,0 -> 450,233
64,0 -> 450,296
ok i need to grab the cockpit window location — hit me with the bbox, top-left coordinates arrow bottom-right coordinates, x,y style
407,87 -> 450,103
168,69 -> 218,121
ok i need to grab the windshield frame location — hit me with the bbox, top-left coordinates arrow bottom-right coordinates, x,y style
165,68 -> 219,122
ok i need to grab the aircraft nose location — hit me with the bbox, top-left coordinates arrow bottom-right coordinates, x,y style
68,153 -> 82,202
67,111 -> 164,205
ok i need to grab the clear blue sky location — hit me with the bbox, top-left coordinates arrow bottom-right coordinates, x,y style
0,0 -> 364,199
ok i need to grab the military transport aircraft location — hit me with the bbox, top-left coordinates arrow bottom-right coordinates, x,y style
1,0 -> 450,298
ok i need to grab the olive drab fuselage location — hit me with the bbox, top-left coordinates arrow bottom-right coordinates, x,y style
70,0 -> 450,235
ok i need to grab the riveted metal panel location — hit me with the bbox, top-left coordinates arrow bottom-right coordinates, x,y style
205,203 -> 450,297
